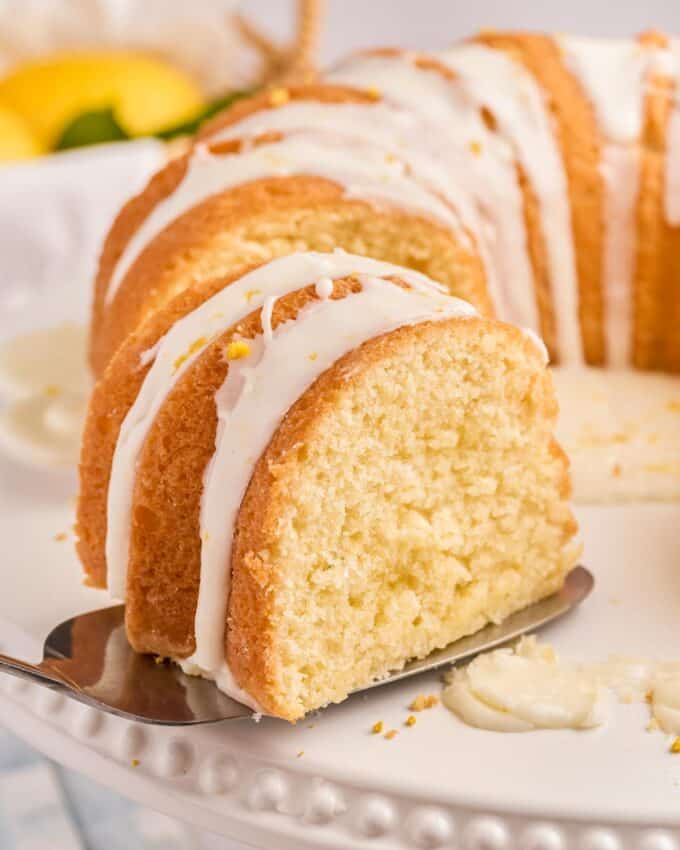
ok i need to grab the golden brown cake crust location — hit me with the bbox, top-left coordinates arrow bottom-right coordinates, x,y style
517,164 -> 559,361
91,155 -> 189,373
90,81 -> 492,376
92,173 -> 490,376
629,31 -> 680,373
477,31 -> 605,365
91,85 -> 374,374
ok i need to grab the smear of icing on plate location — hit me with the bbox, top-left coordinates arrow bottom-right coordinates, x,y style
443,636 -> 680,735
0,322 -> 90,467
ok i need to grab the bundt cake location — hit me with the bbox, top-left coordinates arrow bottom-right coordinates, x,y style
88,32 -> 680,377
77,31 -> 680,720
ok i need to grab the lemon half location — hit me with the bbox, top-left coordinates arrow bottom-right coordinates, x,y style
0,51 -> 205,150
0,103 -> 43,162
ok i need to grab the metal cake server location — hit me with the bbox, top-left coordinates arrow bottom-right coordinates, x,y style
0,566 -> 593,725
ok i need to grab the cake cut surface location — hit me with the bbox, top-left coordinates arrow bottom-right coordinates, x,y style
227,314 -> 577,719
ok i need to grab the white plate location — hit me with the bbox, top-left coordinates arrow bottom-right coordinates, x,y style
2,451 -> 680,850
2,279 -> 680,850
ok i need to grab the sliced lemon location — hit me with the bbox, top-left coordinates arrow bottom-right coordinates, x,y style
0,103 -> 43,161
0,51 -> 205,149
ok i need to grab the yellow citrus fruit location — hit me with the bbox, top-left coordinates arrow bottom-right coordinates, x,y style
0,51 -> 205,148
0,103 -> 43,161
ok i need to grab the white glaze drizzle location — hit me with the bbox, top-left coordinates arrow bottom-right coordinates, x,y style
599,146 -> 640,367
327,52 -> 538,331
559,37 -> 652,143
207,98 -> 480,254
559,36 -> 664,366
666,114 -> 680,225
189,274 -> 478,699
438,43 -> 582,364
664,40 -> 680,225
314,276 -> 334,299
260,296 -> 276,343
104,131 -> 461,306
444,635 -> 680,735
444,637 -> 604,732
106,252 -> 447,600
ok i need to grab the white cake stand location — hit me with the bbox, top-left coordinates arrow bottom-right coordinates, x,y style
2,278 -> 680,850
2,447 -> 680,850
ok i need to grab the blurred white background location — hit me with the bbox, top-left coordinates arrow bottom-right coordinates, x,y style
248,0 -> 680,60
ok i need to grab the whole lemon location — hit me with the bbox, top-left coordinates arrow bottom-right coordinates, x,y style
0,103 -> 43,161
0,51 -> 205,149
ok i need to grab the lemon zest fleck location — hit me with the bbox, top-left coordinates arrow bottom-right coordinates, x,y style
173,336 -> 208,371
268,87 -> 290,107
226,340 -> 251,360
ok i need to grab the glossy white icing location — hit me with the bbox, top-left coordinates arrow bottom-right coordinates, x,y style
560,36 -> 663,366
327,52 -> 537,334
600,146 -> 640,367
443,634 -> 680,734
190,272 -> 477,701
104,131 -> 462,306
438,43 -> 582,364
314,276 -> 334,299
666,109 -> 680,226
443,637 -> 604,732
664,41 -> 680,225
559,37 -> 652,144
106,252 -> 448,600
207,98 -> 480,253
327,52 -> 479,125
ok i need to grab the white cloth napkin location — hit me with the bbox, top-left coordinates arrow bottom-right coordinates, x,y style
0,140 -> 165,333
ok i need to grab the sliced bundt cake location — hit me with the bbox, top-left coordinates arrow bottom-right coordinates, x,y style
89,88 -> 492,375
91,33 -> 680,377
78,29 -> 680,719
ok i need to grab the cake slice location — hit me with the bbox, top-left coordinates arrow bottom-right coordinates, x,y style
77,252 -> 579,720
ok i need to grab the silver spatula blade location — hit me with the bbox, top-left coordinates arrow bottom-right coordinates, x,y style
0,566 -> 593,725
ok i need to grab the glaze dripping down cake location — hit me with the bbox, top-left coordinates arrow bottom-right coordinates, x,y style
77,31 -> 680,719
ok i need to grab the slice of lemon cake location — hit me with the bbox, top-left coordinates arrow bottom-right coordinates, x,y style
77,252 -> 579,720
